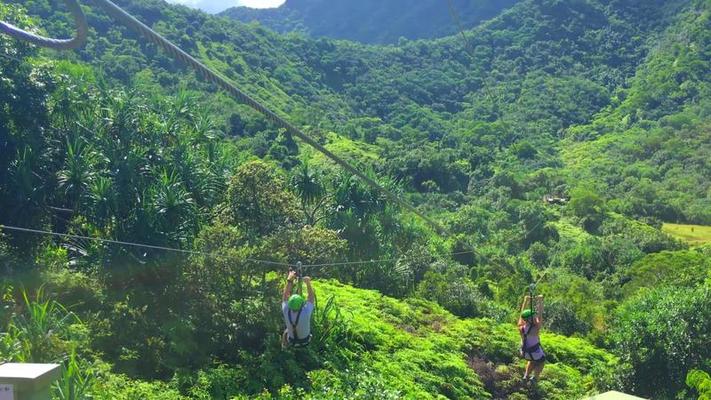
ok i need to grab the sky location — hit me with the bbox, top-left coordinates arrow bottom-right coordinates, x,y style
237,0 -> 286,8
166,0 -> 285,14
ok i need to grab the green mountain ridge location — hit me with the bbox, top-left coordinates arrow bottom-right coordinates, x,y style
220,0 -> 520,44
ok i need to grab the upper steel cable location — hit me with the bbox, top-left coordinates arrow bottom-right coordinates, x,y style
0,0 -> 88,50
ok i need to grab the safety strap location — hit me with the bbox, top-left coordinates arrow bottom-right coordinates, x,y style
288,306 -> 304,341
529,284 -> 535,321
295,262 -> 303,296
521,323 -> 540,354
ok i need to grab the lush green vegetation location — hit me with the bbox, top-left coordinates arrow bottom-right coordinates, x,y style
1,0 -> 710,398
687,370 -> 711,400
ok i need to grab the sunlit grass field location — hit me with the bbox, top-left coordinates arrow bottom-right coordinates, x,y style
662,223 -> 711,245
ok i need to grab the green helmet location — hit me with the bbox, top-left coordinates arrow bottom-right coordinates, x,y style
288,294 -> 305,311
521,309 -> 536,319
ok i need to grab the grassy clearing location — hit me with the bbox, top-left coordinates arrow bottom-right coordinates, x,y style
313,280 -> 617,399
662,223 -> 711,245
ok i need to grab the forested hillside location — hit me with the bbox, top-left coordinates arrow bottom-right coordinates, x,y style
220,0 -> 519,44
1,0 -> 710,399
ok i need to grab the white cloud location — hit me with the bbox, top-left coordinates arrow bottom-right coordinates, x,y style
236,0 -> 285,7
166,0 -> 284,14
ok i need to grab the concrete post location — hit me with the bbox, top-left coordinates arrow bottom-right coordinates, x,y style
0,364 -> 61,400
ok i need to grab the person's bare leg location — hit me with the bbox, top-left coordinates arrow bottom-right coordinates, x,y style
533,361 -> 545,378
524,361 -> 534,379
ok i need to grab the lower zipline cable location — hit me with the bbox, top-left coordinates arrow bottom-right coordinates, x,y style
0,0 -> 446,235
0,224 -> 482,269
0,224 -> 295,268
0,208 -> 546,271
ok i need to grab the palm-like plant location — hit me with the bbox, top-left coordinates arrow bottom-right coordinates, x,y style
332,172 -> 385,218
57,138 -> 96,210
8,146 -> 43,207
192,112 -> 220,145
87,176 -> 117,229
150,169 -> 197,244
292,162 -> 331,225
293,162 -> 325,203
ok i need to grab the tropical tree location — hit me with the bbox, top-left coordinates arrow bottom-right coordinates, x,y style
226,160 -> 303,237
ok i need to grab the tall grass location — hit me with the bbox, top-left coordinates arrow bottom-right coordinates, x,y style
54,350 -> 95,400
310,295 -> 360,356
9,287 -> 82,362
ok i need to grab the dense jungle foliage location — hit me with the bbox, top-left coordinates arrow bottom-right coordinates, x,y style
220,0 -> 519,44
1,0 -> 710,398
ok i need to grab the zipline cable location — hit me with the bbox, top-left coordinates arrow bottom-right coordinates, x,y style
0,0 -> 445,235
0,223 -> 482,268
1,213 -> 547,270
0,224 -> 294,268
445,0 -> 476,60
0,0 -> 87,50
300,250 -> 479,269
0,224 -> 199,255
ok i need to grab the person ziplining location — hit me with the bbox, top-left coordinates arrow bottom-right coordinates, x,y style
518,290 -> 545,385
281,269 -> 315,348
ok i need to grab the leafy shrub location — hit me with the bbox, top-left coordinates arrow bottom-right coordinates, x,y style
90,371 -> 188,400
600,214 -> 684,254
310,295 -> 358,354
687,369 -> 711,400
416,262 -> 506,319
183,365 -> 249,399
611,285 -> 711,398
551,238 -> 605,279
544,299 -> 592,337
226,160 -> 303,237
538,268 -> 609,337
569,187 -> 606,232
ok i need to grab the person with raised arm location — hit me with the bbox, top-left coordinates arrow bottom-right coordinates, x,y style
518,293 -> 545,384
281,270 -> 315,348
